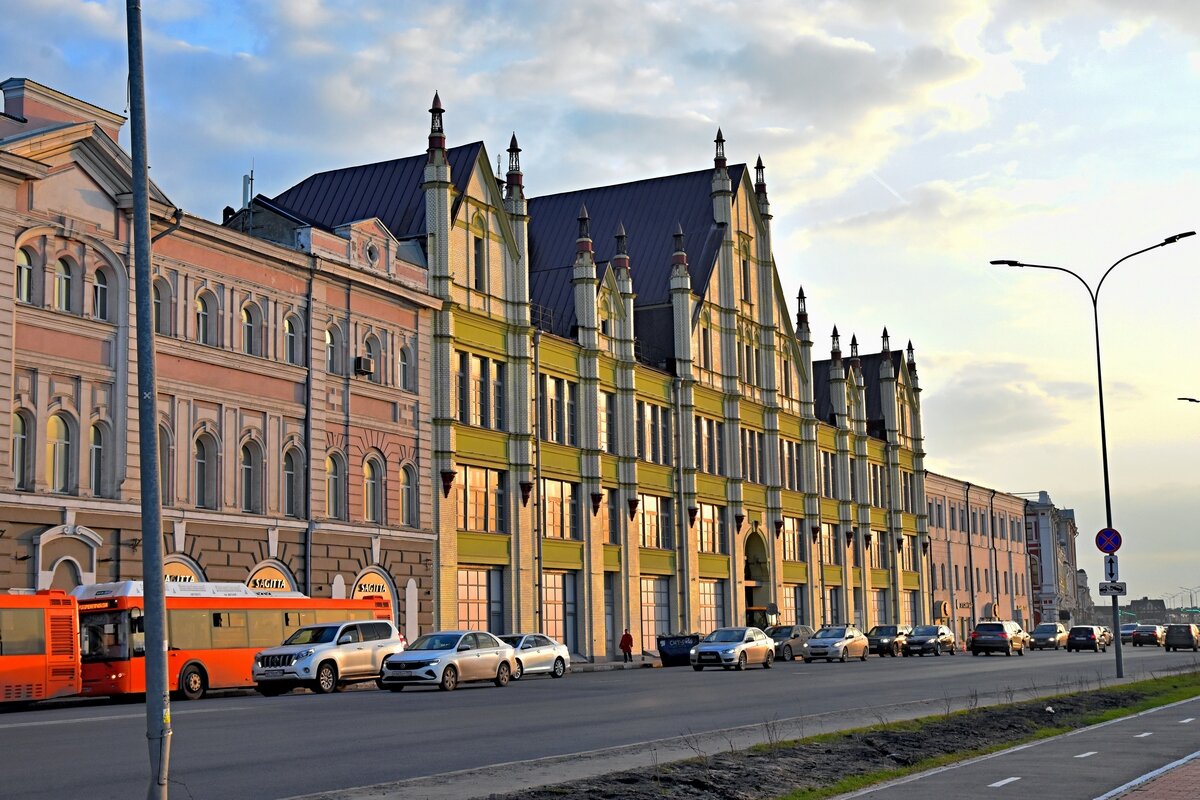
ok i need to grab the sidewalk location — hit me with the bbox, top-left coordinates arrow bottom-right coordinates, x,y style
569,656 -> 660,672
1113,757 -> 1200,799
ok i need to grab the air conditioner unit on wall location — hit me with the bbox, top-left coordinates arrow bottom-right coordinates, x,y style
354,356 -> 375,376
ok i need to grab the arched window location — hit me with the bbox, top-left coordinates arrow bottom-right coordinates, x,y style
89,423 -> 106,497
16,248 -> 33,303
364,335 -> 382,384
325,454 -> 345,519
282,449 -> 302,518
92,270 -> 110,321
195,294 -> 214,345
398,346 -> 412,391
325,326 -> 343,375
158,425 -> 173,505
46,413 -> 72,493
12,412 -> 31,490
240,441 -> 263,514
54,259 -> 73,312
364,458 -> 382,522
153,278 -> 172,335
284,316 -> 303,366
400,464 -> 416,527
241,305 -> 263,356
194,433 -> 218,509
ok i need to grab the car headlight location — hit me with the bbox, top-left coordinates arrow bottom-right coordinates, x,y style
880,638 -> 891,644
689,647 -> 697,656
721,648 -> 737,655
296,648 -> 316,659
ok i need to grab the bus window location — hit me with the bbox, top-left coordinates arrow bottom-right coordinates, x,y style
0,608 -> 45,656
80,611 -> 127,662
168,610 -> 212,650
316,609 -> 370,623
247,610 -> 283,647
210,611 -> 248,649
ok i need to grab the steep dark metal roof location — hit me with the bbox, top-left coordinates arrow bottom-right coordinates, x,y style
527,166 -> 744,337
267,142 -> 483,240
813,351 -> 904,437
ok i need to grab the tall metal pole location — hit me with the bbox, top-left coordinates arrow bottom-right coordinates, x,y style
991,231 -> 1194,680
125,2 -> 171,796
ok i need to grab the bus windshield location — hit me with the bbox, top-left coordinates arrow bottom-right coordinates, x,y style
81,611 -> 129,662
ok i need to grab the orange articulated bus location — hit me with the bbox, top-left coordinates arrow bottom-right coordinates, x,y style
74,581 -> 392,701
1,590 -> 81,705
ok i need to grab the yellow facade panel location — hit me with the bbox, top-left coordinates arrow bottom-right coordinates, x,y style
693,387 -> 724,416
902,571 -> 920,590
540,444 -> 582,476
781,561 -> 808,583
780,490 -> 804,516
742,483 -> 767,509
603,544 -> 621,571
458,531 -> 511,565
871,568 -> 891,587
639,548 -> 676,575
454,427 -> 508,464
698,553 -> 730,578
695,472 -> 727,500
543,538 -> 585,570
819,498 -> 840,519
823,564 -> 843,585
851,567 -> 862,587
638,462 -> 673,490
817,425 -> 837,449
455,315 -> 508,354
601,456 -> 619,483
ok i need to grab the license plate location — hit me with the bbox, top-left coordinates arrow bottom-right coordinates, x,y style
264,669 -> 284,676
391,670 -> 412,677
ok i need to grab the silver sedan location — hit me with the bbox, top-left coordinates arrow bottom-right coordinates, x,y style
689,627 -> 775,671
379,631 -> 516,691
499,633 -> 570,680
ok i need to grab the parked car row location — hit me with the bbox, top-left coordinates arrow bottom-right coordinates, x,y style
252,622 -> 571,695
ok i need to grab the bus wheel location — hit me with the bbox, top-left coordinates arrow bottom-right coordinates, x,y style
179,665 -> 207,701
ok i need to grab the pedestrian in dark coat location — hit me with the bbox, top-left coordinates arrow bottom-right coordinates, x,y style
619,629 -> 634,663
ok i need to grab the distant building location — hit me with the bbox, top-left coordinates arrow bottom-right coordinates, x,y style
1125,596 -> 1168,623
1025,491 -> 1080,625
924,474 -> 1033,639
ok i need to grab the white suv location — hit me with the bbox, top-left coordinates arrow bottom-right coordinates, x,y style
253,620 -> 405,695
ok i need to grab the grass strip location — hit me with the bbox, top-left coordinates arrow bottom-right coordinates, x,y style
776,671 -> 1200,800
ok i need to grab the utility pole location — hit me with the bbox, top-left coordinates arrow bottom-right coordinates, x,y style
125,2 -> 172,796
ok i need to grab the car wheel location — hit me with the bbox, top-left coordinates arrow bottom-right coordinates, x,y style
934,644 -> 941,656
827,658 -> 834,663
892,642 -> 901,657
1005,646 -> 1012,657
494,661 -> 511,687
1018,645 -> 1025,657
803,657 -> 813,664
439,665 -> 458,691
314,662 -> 339,694
512,660 -> 524,681
693,665 -> 704,671
387,685 -> 405,692
735,652 -> 747,671
859,647 -> 867,662
179,664 -> 207,701
783,645 -> 793,662
839,649 -> 847,663
256,683 -> 288,697
552,657 -> 566,678
763,651 -> 774,669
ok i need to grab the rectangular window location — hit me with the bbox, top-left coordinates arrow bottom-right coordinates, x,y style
456,351 -> 469,424
636,402 -> 646,459
702,327 -> 712,370
600,392 -> 615,453
492,362 -> 506,430
458,465 -> 508,533
567,382 -> 578,446
607,489 -> 620,544
698,579 -> 726,632
820,522 -> 839,566
698,503 -> 725,554
0,608 -> 45,655
473,236 -> 485,291
640,577 -> 670,652
458,567 -> 504,631
821,451 -> 836,498
638,494 -> 672,549
781,517 -> 803,562
470,355 -> 488,427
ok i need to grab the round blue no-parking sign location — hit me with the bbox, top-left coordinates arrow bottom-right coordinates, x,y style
1095,528 -> 1121,554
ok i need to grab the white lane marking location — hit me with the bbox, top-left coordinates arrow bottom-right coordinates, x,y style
1074,751 -> 1097,758
1093,749 -> 1200,800
0,706 -> 249,731
988,777 -> 1021,787
1134,732 -> 1153,738
1181,718 -> 1195,724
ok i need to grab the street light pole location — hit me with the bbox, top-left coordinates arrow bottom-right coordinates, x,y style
991,230 -> 1195,679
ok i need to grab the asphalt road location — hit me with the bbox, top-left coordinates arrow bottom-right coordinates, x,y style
846,694 -> 1200,799
1,646 -> 1195,800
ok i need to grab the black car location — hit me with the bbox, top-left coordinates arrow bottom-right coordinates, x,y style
866,625 -> 910,657
970,620 -> 1027,656
1132,625 -> 1165,647
1066,625 -> 1107,652
764,624 -> 815,662
1165,624 -> 1200,652
904,625 -> 956,657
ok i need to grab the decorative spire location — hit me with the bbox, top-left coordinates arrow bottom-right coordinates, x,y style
673,222 -> 686,254
795,286 -> 807,328
754,155 -> 767,197
505,132 -> 524,198
615,222 -> 628,256
832,325 -> 841,355
576,203 -> 591,252
714,127 -> 727,169
850,334 -> 859,359
427,91 -> 446,161
881,326 -> 891,353
906,340 -> 915,363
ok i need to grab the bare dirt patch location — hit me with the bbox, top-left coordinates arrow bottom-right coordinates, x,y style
497,684 -> 1157,799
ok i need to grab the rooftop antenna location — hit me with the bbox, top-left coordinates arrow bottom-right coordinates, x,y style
242,161 -> 255,233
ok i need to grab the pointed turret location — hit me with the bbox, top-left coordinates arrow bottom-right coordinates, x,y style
831,326 -> 842,360
881,326 -> 891,353
714,127 -> 727,169
505,132 -> 524,200
850,334 -> 859,359
795,287 -> 807,327
755,156 -> 768,198
615,222 -> 628,257
575,203 -> 593,253
427,91 -> 446,164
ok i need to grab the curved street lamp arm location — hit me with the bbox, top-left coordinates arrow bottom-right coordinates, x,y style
1096,242 -> 1165,299
1002,262 -> 1097,306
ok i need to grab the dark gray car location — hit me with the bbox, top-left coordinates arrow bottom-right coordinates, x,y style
867,625 -> 910,657
764,624 -> 815,661
970,620 -> 1026,656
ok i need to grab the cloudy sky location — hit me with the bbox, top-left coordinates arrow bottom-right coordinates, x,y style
4,0 -> 1197,606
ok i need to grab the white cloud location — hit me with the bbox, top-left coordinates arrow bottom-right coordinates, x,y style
1099,19 -> 1149,50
